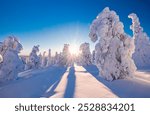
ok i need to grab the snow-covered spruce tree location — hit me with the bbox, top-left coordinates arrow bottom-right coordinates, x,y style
128,13 -> 150,68
0,36 -> 24,82
46,49 -> 52,66
54,52 -> 59,65
0,42 -> 3,63
26,45 -> 40,69
89,7 -> 136,81
52,52 -> 61,66
92,50 -> 96,64
79,42 -> 92,66
61,44 -> 71,66
38,53 -> 42,68
41,51 -> 47,68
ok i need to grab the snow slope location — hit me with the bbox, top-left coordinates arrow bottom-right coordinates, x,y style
0,66 -> 67,98
0,65 -> 150,98
84,65 -> 150,98
50,65 -> 117,98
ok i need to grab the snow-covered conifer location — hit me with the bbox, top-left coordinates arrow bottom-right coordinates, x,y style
89,7 -> 136,81
26,45 -> 40,69
41,51 -> 47,68
79,42 -> 92,66
0,36 -> 24,82
62,44 -> 71,66
91,50 -> 95,64
128,13 -> 150,68
46,49 -> 52,66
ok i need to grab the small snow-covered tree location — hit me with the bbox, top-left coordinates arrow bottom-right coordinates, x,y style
128,13 -> 150,68
46,49 -> 52,66
79,42 -> 92,66
0,42 -> 3,63
61,44 -> 71,66
89,7 -> 136,81
26,45 -> 40,69
41,51 -> 47,68
54,52 -> 59,65
0,36 -> 24,82
52,52 -> 61,66
38,53 -> 42,67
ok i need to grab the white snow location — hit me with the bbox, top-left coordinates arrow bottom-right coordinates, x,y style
0,65 -> 150,98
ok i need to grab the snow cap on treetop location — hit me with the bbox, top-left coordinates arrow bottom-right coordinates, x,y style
89,7 -> 124,43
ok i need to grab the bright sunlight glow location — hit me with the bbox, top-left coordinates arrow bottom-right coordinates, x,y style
69,44 -> 79,56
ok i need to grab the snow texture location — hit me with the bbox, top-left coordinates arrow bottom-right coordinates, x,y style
79,42 -> 92,66
128,13 -> 150,68
0,36 -> 24,82
0,65 -> 150,98
89,7 -> 136,81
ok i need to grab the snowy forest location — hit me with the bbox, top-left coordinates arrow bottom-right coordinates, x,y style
0,7 -> 150,98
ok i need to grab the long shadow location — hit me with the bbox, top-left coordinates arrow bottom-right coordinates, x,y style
0,66 -> 67,98
63,67 -> 76,98
84,65 -> 150,98
42,79 -> 62,97
83,65 -> 99,77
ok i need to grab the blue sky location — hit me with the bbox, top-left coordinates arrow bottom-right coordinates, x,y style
0,0 -> 150,55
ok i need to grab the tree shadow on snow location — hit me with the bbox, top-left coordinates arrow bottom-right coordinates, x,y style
63,67 -> 76,98
84,65 -> 150,98
0,66 -> 67,98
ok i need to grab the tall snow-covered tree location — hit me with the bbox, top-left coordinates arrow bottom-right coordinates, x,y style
26,45 -> 40,69
54,51 -> 59,65
0,42 -> 3,63
128,13 -> 150,68
46,49 -> 52,66
79,42 -> 92,66
89,7 -> 136,81
0,36 -> 24,82
38,53 -> 42,68
41,51 -> 47,68
61,44 -> 71,66
91,50 -> 96,64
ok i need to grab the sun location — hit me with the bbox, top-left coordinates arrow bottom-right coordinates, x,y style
69,44 -> 79,56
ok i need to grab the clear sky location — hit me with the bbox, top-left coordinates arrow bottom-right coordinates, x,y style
0,0 -> 150,55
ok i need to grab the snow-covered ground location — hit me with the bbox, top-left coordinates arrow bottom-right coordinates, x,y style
0,65 -> 150,98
